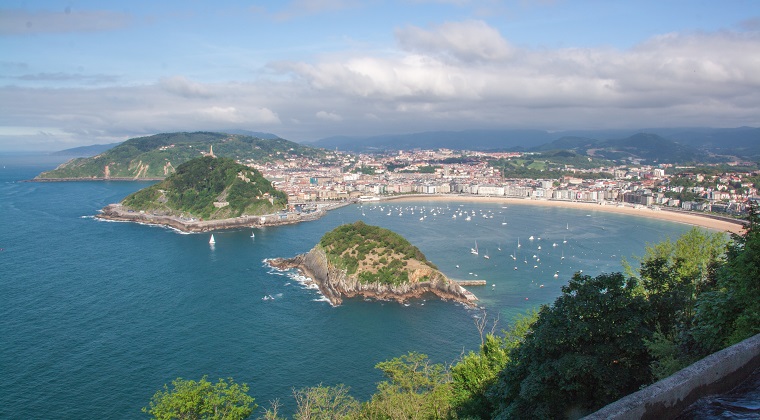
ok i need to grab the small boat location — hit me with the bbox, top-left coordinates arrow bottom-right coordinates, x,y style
529,236 -> 534,240
554,271 -> 559,278
209,234 -> 216,244
470,240 -> 479,255
250,231 -> 255,238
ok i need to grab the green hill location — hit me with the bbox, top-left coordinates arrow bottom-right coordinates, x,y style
318,221 -> 438,285
534,133 -> 702,164
36,131 -> 326,179
121,156 -> 287,220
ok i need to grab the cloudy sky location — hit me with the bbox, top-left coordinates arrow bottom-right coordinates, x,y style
1,0 -> 759,151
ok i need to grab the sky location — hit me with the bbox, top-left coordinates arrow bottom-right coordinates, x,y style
1,0 -> 759,151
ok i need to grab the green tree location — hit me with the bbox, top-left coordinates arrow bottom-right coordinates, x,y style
292,384 -> 359,420
489,273 -> 653,419
691,202 -> 760,354
362,352 -> 452,419
636,227 -> 726,333
450,311 -> 537,419
143,376 -> 256,420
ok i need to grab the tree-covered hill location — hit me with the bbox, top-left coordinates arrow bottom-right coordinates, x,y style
36,131 -> 326,179
533,132 -> 703,164
318,221 -> 437,285
121,156 -> 287,220
489,150 -> 614,179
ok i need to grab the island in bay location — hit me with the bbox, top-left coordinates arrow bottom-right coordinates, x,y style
267,221 -> 478,306
96,155 -> 303,232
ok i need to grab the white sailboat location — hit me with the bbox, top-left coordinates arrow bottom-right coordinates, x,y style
470,241 -> 479,255
484,250 -> 490,259
250,231 -> 255,238
517,238 -> 521,248
209,234 -> 216,244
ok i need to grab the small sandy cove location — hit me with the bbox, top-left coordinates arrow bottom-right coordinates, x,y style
384,195 -> 746,234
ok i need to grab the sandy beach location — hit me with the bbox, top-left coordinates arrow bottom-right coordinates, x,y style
380,195 -> 747,234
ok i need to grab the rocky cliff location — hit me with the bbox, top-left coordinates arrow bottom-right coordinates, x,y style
269,245 -> 477,306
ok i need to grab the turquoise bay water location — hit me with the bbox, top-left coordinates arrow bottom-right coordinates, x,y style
0,155 -> 696,418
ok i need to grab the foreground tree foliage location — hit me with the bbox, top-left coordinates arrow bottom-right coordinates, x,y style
488,273 -> 654,419
362,352 -> 453,419
450,311 -> 537,419
690,204 -> 760,354
143,376 -> 256,420
631,227 -> 728,379
292,384 -> 360,420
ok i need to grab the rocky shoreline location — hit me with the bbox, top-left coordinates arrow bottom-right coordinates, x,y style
95,202 -> 350,233
267,246 -> 478,307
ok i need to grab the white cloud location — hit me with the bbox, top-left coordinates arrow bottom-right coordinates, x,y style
160,76 -> 214,99
1,21 -> 759,150
316,110 -> 343,121
396,20 -> 515,62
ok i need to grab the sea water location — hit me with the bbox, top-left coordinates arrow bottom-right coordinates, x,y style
0,154 -> 697,418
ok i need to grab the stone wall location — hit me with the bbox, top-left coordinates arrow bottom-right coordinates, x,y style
584,333 -> 760,419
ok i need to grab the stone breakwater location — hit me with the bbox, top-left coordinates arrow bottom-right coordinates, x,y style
95,202 -> 349,233
267,246 -> 478,307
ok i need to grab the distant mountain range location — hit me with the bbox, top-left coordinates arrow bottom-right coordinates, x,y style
48,126 -> 759,169
308,127 -> 760,163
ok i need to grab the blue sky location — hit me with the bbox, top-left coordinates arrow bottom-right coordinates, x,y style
1,0 -> 759,151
